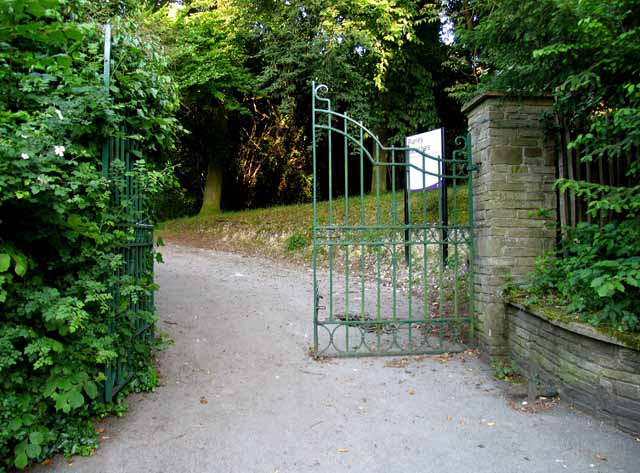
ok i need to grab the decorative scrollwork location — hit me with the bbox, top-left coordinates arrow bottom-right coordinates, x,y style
313,83 -> 329,99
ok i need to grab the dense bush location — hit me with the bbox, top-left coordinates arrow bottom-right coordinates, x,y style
0,1 -> 179,470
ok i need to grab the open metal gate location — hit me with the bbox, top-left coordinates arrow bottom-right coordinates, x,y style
312,83 -> 474,357
102,25 -> 155,401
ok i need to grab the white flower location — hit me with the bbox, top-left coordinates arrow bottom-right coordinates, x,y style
21,153 -> 29,160
54,145 -> 65,157
55,109 -> 64,120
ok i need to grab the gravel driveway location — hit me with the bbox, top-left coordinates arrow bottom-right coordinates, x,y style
31,244 -> 640,473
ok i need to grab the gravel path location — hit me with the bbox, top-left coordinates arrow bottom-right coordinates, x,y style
32,244 -> 640,473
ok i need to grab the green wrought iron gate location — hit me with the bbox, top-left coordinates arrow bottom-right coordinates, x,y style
312,83 -> 475,357
102,25 -> 155,401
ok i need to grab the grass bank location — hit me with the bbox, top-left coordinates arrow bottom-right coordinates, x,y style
158,188 -> 470,265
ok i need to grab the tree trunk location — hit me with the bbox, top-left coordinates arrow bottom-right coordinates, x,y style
200,162 -> 223,215
370,129 -> 389,194
200,107 -> 228,215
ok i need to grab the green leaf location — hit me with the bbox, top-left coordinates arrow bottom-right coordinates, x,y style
29,431 -> 44,445
8,418 -> 22,431
84,380 -> 98,399
13,254 -> 27,277
26,443 -> 42,459
14,440 -> 28,456
15,452 -> 28,469
0,253 -> 10,272
68,389 -> 85,409
595,282 -> 614,297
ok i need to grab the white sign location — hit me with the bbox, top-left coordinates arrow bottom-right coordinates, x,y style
405,128 -> 443,191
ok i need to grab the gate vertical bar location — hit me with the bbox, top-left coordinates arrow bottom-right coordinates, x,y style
101,24 -> 111,177
343,113 -> 350,351
312,82 -> 319,354
466,134 -> 476,339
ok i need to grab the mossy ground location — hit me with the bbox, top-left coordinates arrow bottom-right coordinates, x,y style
508,291 -> 640,351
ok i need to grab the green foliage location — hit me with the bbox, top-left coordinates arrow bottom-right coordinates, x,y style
460,0 -> 640,333
286,232 -> 309,252
491,358 -> 523,383
151,1 -> 459,213
254,0 -> 446,140
0,1 -> 179,470
525,221 -> 640,333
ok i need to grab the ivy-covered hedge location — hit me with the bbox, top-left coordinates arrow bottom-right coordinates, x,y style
0,1 -> 179,470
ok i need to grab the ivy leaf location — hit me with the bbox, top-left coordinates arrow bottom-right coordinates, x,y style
0,254 -> 10,272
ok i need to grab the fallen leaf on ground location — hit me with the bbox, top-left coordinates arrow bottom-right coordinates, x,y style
486,422 -> 496,427
385,358 -> 410,368
594,455 -> 607,462
447,416 -> 453,421
435,353 -> 450,364
96,427 -> 105,433
42,459 -> 54,466
408,389 -> 416,395
200,398 -> 208,405
337,448 -> 349,453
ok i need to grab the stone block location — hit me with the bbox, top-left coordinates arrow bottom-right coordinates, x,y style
614,380 -> 640,400
489,147 -> 523,165
517,127 -> 545,138
523,147 -> 542,157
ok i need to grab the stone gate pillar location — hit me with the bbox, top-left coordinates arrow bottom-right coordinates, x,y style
462,92 -> 556,357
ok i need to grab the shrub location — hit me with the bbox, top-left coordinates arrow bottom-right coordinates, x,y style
525,221 -> 640,333
0,1 -> 179,470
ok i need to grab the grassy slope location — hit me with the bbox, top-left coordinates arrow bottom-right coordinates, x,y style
159,188 -> 469,265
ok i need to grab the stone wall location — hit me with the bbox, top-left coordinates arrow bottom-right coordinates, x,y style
508,303 -> 640,435
463,92 -> 557,356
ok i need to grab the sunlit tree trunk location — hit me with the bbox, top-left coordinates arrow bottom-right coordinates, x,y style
200,162 -> 223,214
199,108 -> 228,215
370,128 -> 389,194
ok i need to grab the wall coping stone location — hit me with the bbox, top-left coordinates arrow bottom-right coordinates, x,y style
508,301 -> 637,351
462,90 -> 554,114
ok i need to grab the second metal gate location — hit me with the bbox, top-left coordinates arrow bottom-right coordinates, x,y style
102,24 -> 155,401
312,83 -> 475,357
